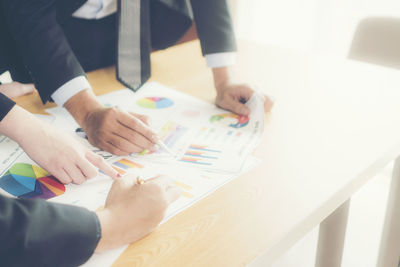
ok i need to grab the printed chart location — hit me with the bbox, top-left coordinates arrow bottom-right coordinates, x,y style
0,163 -> 65,199
111,158 -> 143,175
137,121 -> 190,158
180,144 -> 221,166
137,97 -> 174,109
210,113 -> 249,128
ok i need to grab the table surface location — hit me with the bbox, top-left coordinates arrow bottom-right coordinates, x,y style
14,41 -> 400,266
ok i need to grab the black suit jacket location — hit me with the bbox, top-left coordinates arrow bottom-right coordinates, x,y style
1,0 -> 236,103
0,93 -> 15,121
0,194 -> 100,267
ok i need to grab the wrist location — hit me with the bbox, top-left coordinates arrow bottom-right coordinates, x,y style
0,105 -> 41,145
212,66 -> 233,91
95,209 -> 117,252
64,89 -> 103,127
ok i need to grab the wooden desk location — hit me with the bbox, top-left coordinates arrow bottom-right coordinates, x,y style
15,41 -> 400,267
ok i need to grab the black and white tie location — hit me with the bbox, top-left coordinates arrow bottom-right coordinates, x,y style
117,0 -> 151,91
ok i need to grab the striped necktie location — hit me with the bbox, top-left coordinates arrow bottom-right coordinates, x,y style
117,0 -> 151,91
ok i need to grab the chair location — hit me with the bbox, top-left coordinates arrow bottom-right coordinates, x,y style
348,17 -> 400,69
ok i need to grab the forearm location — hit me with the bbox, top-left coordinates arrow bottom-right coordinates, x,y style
190,0 -> 237,55
2,0 -> 85,103
64,89 -> 103,127
0,104 -> 40,144
212,66 -> 233,89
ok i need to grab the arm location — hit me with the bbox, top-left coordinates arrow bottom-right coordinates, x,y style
1,0 -> 86,103
0,195 -> 100,266
1,0 -> 158,156
190,0 -> 273,114
0,93 -> 118,183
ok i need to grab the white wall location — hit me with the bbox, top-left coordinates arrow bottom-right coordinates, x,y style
234,0 -> 400,57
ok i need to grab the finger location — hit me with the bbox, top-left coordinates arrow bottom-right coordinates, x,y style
110,133 -> 145,154
51,168 -> 72,184
263,95 -> 274,112
85,151 -> 119,179
114,123 -> 156,151
165,186 -> 181,204
117,112 -> 158,144
235,85 -> 254,102
0,82 -> 35,98
76,154 -> 98,180
219,96 -> 250,116
64,165 -> 86,185
129,112 -> 151,126
20,83 -> 36,95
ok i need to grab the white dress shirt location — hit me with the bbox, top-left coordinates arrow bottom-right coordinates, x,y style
52,0 -> 236,106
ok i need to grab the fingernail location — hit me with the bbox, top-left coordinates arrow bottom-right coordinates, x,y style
152,135 -> 159,142
152,144 -> 160,151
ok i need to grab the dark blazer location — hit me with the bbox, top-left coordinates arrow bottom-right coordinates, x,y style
0,0 -> 236,103
0,194 -> 100,267
0,93 -> 15,121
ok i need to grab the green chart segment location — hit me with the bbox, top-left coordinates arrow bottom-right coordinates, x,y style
0,163 -> 65,200
137,97 -> 174,109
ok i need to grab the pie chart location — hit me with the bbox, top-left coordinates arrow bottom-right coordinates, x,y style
137,97 -> 174,109
210,113 -> 249,128
0,163 -> 65,200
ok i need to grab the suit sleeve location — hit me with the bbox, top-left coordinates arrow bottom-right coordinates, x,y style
0,195 -> 101,267
1,0 -> 86,104
0,93 -> 16,121
190,0 -> 237,55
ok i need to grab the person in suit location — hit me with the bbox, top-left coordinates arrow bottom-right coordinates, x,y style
0,93 -> 180,266
1,0 -> 273,156
0,13 -> 36,98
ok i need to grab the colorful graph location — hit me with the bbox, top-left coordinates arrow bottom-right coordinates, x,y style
111,158 -> 143,175
180,144 -> 221,166
210,113 -> 249,128
137,97 -> 174,109
139,121 -> 188,156
173,181 -> 194,199
0,163 -> 65,200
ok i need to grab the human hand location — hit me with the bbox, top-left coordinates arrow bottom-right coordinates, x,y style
64,90 -> 158,156
216,82 -> 274,116
0,82 -> 36,98
95,175 -> 181,252
0,105 -> 119,184
83,106 -> 158,155
213,67 -> 274,116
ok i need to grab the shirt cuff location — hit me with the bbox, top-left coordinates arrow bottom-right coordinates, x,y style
51,76 -> 92,107
205,52 -> 236,68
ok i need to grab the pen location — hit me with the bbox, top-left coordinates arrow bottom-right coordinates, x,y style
156,140 -> 176,157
